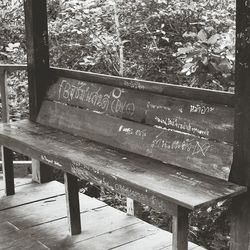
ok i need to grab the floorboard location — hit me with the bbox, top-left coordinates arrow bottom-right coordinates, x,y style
0,177 -> 206,250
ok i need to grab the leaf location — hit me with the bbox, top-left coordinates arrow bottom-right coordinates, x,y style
182,31 -> 197,38
197,29 -> 207,42
207,34 -> 220,44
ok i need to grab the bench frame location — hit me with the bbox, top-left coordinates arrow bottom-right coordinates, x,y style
1,0 -> 250,249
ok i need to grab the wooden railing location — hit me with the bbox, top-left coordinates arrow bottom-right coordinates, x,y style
0,64 -> 31,168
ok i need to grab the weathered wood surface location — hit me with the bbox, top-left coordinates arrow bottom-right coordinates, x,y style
0,120 -> 246,210
1,146 -> 15,196
47,77 -> 234,143
37,100 -> 233,180
0,64 -> 27,71
0,180 -> 205,249
0,181 -> 65,210
50,67 -> 234,106
0,69 -> 10,123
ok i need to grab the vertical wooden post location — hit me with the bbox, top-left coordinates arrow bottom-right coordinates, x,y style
229,1 -> 250,249
64,172 -> 81,235
0,69 -> 14,195
126,198 -> 143,217
24,0 -> 53,183
172,206 -> 189,250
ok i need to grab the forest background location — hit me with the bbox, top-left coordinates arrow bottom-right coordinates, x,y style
0,0 -> 236,249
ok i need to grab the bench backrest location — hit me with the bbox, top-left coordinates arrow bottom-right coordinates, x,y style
36,68 -> 234,180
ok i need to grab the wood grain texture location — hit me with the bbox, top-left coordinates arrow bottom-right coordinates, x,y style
229,2 -> 250,249
37,100 -> 233,180
172,206 -> 189,250
47,77 -> 234,143
0,181 -> 65,210
64,172 -> 81,235
0,69 -> 9,123
2,146 -> 14,196
50,67 -> 234,106
0,120 -> 246,210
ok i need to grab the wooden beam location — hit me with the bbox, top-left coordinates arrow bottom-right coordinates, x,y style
126,198 -> 143,217
64,172 -> 81,235
172,206 -> 189,250
23,0 -> 52,183
0,70 -> 9,123
229,1 -> 250,249
2,146 -> 14,196
23,0 -> 50,121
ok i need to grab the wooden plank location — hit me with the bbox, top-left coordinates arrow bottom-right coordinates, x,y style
113,230 -> 172,250
0,121 -> 246,210
0,69 -> 9,123
0,64 -> 27,71
50,67 -> 235,106
37,100 -> 233,180
0,193 -> 105,228
2,146 -> 15,196
0,230 -> 49,250
64,172 -> 81,235
47,77 -> 234,142
172,206 -> 189,250
0,181 -> 65,210
22,206 -> 141,249
31,159 -> 53,184
69,222 -> 160,250
0,221 -> 19,236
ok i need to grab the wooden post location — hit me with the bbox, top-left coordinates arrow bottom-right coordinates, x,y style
0,69 -> 14,195
24,0 -> 53,183
64,172 -> 81,235
126,198 -> 143,217
172,206 -> 189,250
229,1 -> 250,249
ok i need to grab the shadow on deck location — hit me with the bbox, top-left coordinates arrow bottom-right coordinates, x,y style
0,174 -> 205,250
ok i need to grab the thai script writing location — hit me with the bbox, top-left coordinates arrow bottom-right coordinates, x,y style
58,80 -> 135,116
190,104 -> 215,115
41,155 -> 62,167
155,116 -> 209,137
151,131 -> 211,157
118,125 -> 147,139
123,81 -> 145,90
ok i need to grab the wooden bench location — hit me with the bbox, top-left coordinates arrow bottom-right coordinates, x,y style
0,66 -> 247,249
1,1 -> 250,249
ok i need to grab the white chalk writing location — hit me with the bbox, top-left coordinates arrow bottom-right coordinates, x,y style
190,104 -> 215,115
155,116 -> 209,137
151,131 -> 211,157
118,125 -> 147,139
58,80 -> 135,116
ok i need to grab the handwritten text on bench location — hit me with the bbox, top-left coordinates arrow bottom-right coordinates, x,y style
58,79 -> 135,116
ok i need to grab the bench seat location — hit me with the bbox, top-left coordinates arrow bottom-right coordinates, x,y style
0,119 -> 246,212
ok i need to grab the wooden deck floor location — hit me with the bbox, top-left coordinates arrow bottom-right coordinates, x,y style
0,175 -> 205,250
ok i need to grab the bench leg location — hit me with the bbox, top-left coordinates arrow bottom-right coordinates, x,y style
126,198 -> 143,217
172,206 -> 189,250
230,191 -> 250,250
64,172 -> 81,235
1,146 -> 14,196
32,159 -> 53,184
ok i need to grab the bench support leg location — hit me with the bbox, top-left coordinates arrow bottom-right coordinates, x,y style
2,146 -> 14,196
230,191 -> 250,250
32,159 -> 53,184
172,206 -> 189,250
64,172 -> 81,235
127,198 -> 143,217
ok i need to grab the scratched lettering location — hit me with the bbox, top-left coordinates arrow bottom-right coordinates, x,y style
58,79 -> 135,116
41,155 -> 62,167
151,131 -> 211,157
190,104 -> 215,115
155,116 -> 209,137
118,125 -> 147,139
